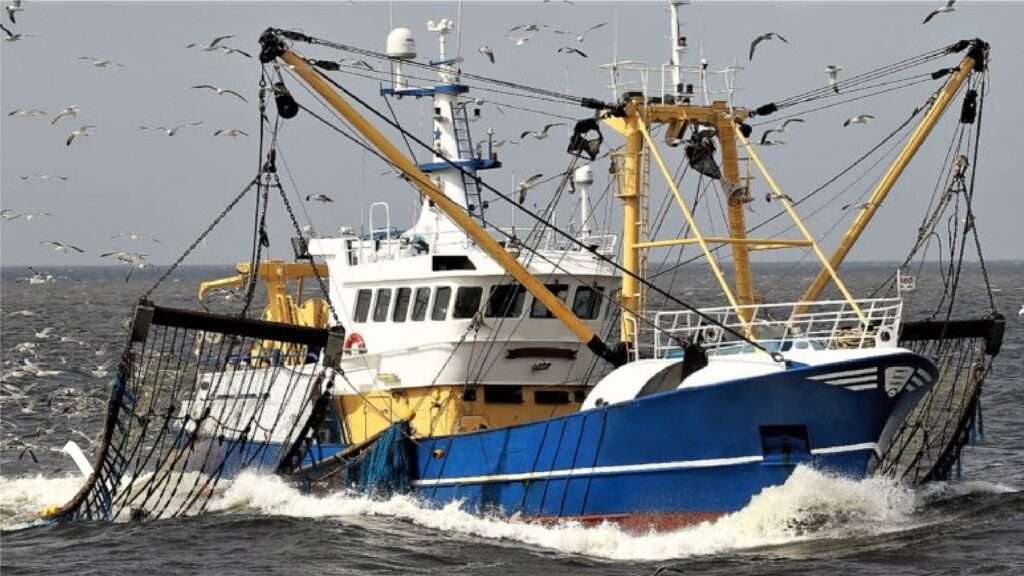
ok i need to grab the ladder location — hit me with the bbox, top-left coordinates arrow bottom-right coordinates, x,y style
451,102 -> 487,221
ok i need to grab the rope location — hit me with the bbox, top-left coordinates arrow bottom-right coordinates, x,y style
294,64 -> 776,357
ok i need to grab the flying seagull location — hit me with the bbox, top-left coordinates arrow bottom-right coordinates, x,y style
777,118 -> 805,131
515,174 -> 545,204
557,46 -> 588,58
825,65 -> 843,93
20,174 -> 68,182
77,56 -> 125,68
478,45 -> 495,64
186,34 -> 234,51
841,201 -> 877,211
520,123 -> 565,140
759,131 -> 785,146
554,22 -> 607,43
508,23 -> 549,34
843,114 -> 875,127
923,0 -> 957,24
1,22 -> 32,41
191,84 -> 248,102
110,232 -> 161,243
51,105 -> 79,125
8,108 -> 46,117
213,128 -> 248,138
1,209 -> 21,220
139,121 -> 203,136
749,32 -> 788,61
100,251 -> 148,281
305,194 -> 334,203
507,35 -> 531,47
66,125 -> 95,146
5,0 -> 23,24
219,46 -> 252,58
40,241 -> 84,254
22,211 -> 53,221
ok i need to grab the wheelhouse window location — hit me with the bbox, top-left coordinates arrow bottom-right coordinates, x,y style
486,284 -> 526,318
372,288 -> 392,322
529,283 -> 569,318
392,287 -> 412,322
572,285 -> 603,320
431,286 -> 452,321
453,286 -> 483,319
411,287 -> 431,321
353,289 -> 372,323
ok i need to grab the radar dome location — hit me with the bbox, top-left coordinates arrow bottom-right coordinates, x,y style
386,27 -> 416,60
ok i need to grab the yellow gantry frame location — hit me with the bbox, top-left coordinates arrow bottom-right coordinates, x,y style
800,51 -> 980,304
735,127 -> 867,324
278,50 -> 614,360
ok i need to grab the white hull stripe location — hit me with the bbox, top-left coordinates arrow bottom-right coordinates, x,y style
411,443 -> 881,487
808,367 -> 877,381
846,383 -> 878,391
822,375 -> 878,385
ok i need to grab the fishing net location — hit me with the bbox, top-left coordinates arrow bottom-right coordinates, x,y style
875,315 -> 1005,483
50,300 -> 346,521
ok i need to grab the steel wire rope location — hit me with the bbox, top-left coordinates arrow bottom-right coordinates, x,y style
297,64 -> 776,356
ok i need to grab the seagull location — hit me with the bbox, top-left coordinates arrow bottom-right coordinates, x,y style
8,108 -> 46,117
22,211 -> 54,221
508,23 -> 548,33
191,84 -> 248,102
16,268 -> 54,285
759,131 -> 785,146
110,232 -> 161,243
515,173 -> 545,203
520,123 -> 565,140
100,251 -> 148,281
186,34 -> 234,51
305,194 -> 334,203
843,114 -> 875,127
40,241 -> 84,254
478,45 -> 495,64
1,23 -> 32,41
492,139 -> 518,148
139,121 -> 203,136
825,65 -> 843,93
219,46 -> 252,58
749,32 -> 788,61
5,0 -> 23,24
841,201 -> 877,211
33,327 -> 54,340
923,0 -> 957,24
554,22 -> 607,43
764,191 -> 795,204
77,56 -> 125,68
51,105 -> 79,125
557,46 -> 588,58
213,128 -> 248,138
66,125 -> 95,146
1018,304 -> 1023,318
20,174 -> 69,182
507,35 -> 532,46
1,209 -> 20,220
775,118 -> 806,132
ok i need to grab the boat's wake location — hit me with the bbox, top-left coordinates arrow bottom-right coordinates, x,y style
1,467 -> 1016,561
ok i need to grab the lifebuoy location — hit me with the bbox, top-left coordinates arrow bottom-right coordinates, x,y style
344,332 -> 367,354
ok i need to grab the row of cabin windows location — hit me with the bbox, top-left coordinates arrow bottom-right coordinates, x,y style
352,283 -> 606,323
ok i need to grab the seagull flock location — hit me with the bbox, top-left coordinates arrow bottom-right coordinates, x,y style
4,0 -> 253,266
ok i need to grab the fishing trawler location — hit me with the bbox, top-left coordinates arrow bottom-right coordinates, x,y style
51,3 -> 1005,530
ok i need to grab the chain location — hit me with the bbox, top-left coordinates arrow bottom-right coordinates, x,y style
142,177 -> 259,300
270,173 -> 342,325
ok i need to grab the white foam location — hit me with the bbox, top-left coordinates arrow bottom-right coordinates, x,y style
0,474 -> 84,530
208,466 -> 922,561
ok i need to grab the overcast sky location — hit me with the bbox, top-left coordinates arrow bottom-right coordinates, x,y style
2,0 -> 1021,267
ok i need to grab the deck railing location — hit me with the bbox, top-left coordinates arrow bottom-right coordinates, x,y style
652,298 -> 904,358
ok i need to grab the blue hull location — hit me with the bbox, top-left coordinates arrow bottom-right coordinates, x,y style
228,351 -> 935,530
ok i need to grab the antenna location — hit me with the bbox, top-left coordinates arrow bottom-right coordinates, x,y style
456,0 -> 464,64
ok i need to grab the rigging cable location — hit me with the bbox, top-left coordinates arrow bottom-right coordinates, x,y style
287,63 -> 776,357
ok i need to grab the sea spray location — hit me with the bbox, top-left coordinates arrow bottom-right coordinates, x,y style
207,466 -> 923,561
